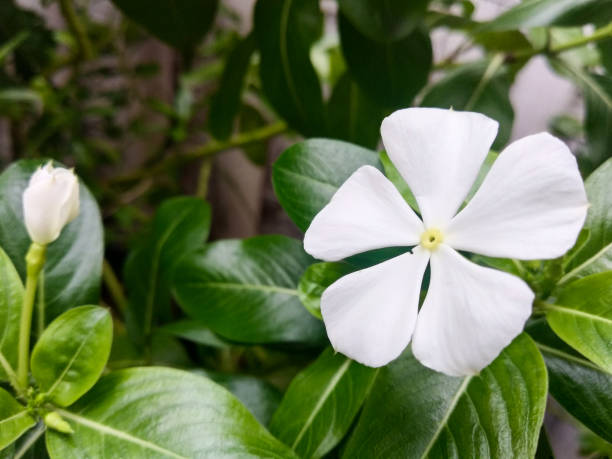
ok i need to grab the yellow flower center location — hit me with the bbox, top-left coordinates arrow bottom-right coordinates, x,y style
420,228 -> 444,251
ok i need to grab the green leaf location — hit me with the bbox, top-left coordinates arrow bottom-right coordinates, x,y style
337,0 -> 429,43
197,370 -> 282,426
421,61 -> 514,150
0,246 -> 23,381
31,305 -> 112,407
527,319 -> 612,443
209,33 -> 256,140
545,272 -> 612,372
46,367 -> 296,458
479,0 -> 612,32
0,159 -> 103,323
124,197 -> 211,345
327,73 -> 385,149
558,242 -> 612,286
173,235 -> 325,345
379,150 -> 419,211
298,262 -> 354,319
254,0 -> 326,136
0,387 -> 35,450
343,333 -> 547,458
339,13 -> 431,109
270,348 -> 377,458
158,319 -> 229,349
110,0 -> 218,54
272,139 -> 380,232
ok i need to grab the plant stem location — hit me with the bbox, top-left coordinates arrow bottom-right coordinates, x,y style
58,0 -> 94,60
112,121 -> 288,184
0,350 -> 23,396
17,243 -> 46,389
102,259 -> 128,316
37,270 -> 45,338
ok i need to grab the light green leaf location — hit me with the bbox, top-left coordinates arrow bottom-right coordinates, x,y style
254,0 -> 326,136
0,159 -> 103,323
173,235 -> 325,345
0,387 -> 35,450
297,262 -> 354,319
527,319 -> 612,443
124,196 -> 211,346
339,12 -> 431,109
46,367 -> 297,458
545,272 -> 612,372
0,246 -> 23,381
270,348 -> 377,458
343,333 -> 547,458
272,139 -> 380,232
109,0 -> 218,54
31,305 -> 112,407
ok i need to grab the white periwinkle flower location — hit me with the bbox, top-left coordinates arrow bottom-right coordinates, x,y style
304,108 -> 589,377
23,162 -> 80,245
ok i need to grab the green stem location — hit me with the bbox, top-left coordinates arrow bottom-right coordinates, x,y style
112,121 -> 288,184
17,243 -> 46,389
102,259 -> 128,316
58,0 -> 94,60
0,350 -> 23,396
37,270 -> 45,338
464,53 -> 504,111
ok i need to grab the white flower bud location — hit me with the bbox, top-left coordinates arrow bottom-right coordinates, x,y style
22,162 -> 80,245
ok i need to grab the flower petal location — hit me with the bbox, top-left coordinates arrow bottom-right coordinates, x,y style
412,245 -> 533,376
304,165 -> 424,261
381,108 -> 498,228
321,247 -> 430,367
446,133 -> 589,260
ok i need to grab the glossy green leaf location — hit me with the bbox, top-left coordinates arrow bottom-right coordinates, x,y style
0,246 -> 23,381
270,348 -> 377,458
173,235 -> 325,345
298,262 -> 354,319
254,0 -> 326,136
110,0 -> 218,54
46,367 -> 296,458
340,13 -> 431,109
545,272 -> 612,372
337,0 -> 429,43
209,33 -> 256,140
343,333 -> 547,458
421,61 -> 514,150
158,319 -> 229,349
124,197 -> 211,345
272,139 -> 380,232
31,305 -> 112,407
197,371 -> 282,426
0,159 -> 103,323
0,387 -> 35,450
327,73 -> 385,149
479,0 -> 612,32
558,242 -> 612,286
527,319 -> 612,443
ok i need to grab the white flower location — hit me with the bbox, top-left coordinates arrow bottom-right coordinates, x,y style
304,108 -> 589,376
23,162 -> 80,245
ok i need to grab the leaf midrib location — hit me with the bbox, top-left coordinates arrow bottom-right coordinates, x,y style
545,303 -> 612,326
182,281 -> 298,296
559,241 -> 612,285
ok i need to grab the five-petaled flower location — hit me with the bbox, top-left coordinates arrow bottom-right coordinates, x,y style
304,108 -> 589,376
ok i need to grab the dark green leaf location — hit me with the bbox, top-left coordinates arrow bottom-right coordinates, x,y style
545,272 -> 612,372
581,72 -> 612,172
0,387 -> 35,450
158,319 -> 229,349
479,0 -> 612,32
327,73 -> 385,149
0,159 -> 103,323
124,197 -> 211,345
421,61 -> 514,150
31,305 -> 112,407
339,13 -> 431,109
379,151 -> 419,212
173,235 -> 325,345
254,0 -> 326,136
0,246 -> 23,381
343,334 -> 547,458
535,426 -> 554,459
527,319 -> 612,443
272,139 -> 380,232
270,348 -> 377,458
337,0 -> 429,43
209,34 -> 256,140
46,367 -> 296,458
110,0 -> 218,53
298,262 -> 354,319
